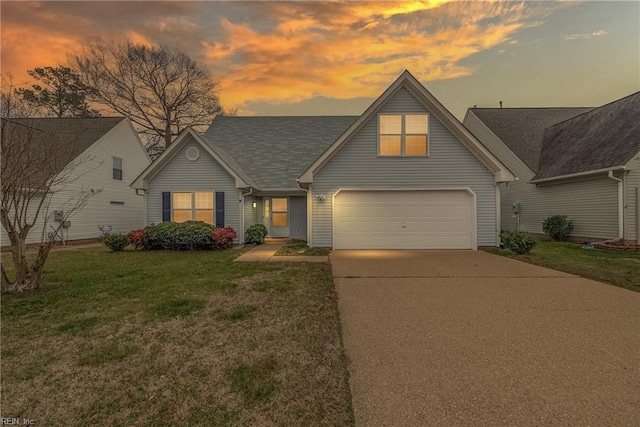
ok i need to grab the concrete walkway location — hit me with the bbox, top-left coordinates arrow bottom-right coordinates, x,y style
234,241 -> 329,262
333,250 -> 640,426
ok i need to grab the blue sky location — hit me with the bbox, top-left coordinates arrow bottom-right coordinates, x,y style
2,1 -> 638,118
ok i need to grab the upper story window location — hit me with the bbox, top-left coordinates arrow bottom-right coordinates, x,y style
379,114 -> 429,157
113,157 -> 123,180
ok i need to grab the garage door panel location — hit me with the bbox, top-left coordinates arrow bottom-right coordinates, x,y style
334,190 -> 474,250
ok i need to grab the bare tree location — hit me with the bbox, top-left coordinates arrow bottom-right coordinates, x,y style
1,76 -> 100,293
73,38 -> 221,154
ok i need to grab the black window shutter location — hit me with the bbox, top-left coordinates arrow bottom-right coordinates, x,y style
162,192 -> 171,222
215,192 -> 225,228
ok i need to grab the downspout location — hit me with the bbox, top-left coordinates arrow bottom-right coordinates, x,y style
608,171 -> 624,240
495,184 -> 501,247
240,187 -> 253,244
296,180 -> 312,247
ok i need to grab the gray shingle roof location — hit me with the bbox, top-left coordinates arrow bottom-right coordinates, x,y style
469,108 -> 592,172
2,117 -> 125,187
534,92 -> 640,180
202,116 -> 358,190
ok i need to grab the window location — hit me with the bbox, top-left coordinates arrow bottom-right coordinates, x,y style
113,157 -> 123,180
172,192 -> 214,224
379,114 -> 428,156
271,198 -> 288,227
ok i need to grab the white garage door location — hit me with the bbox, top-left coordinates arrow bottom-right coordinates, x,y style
333,190 -> 475,250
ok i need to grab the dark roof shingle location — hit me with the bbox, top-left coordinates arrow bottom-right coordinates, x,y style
202,116 -> 358,190
2,117 -> 125,187
534,92 -> 640,180
469,108 -> 592,172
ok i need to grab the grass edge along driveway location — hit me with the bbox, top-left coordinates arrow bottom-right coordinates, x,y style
495,240 -> 640,292
1,247 -> 354,426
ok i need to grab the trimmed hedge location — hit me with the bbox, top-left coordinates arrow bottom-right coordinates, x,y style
142,222 -> 236,250
501,230 -> 537,254
245,224 -> 268,245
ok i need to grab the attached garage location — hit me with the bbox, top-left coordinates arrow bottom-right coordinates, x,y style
333,189 -> 476,250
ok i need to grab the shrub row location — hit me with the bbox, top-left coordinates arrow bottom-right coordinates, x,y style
104,222 -> 238,251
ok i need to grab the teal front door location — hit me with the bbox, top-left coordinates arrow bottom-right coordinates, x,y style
268,197 -> 289,237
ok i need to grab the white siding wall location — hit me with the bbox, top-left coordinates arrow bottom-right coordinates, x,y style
465,111 -> 622,240
244,195 -> 257,233
147,139 -> 241,235
312,87 -> 497,247
627,169 -> 640,241
1,119 -> 150,245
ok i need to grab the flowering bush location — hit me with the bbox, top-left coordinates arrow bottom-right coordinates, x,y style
127,228 -> 145,249
213,226 -> 237,249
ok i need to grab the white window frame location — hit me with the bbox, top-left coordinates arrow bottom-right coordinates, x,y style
171,192 -> 215,224
113,157 -> 123,180
378,113 -> 429,157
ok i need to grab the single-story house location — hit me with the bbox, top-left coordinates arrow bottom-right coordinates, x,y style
464,91 -> 640,242
1,117 -> 151,245
132,70 -> 514,249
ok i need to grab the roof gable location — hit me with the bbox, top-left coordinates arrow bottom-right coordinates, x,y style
131,127 -> 253,189
203,116 -> 357,190
1,117 -> 125,187
533,92 -> 640,181
469,108 -> 592,172
299,70 -> 514,183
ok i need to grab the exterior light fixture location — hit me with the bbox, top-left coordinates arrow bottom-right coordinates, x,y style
252,201 -> 257,208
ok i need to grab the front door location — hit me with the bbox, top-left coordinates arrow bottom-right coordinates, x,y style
268,197 -> 289,237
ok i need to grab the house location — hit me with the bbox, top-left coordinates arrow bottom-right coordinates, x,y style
1,117 -> 151,245
132,70 -> 514,249
464,92 -> 640,243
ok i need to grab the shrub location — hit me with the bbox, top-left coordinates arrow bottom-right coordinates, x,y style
127,229 -> 145,249
213,226 -> 237,249
143,221 -> 213,250
143,222 -> 179,250
543,215 -> 574,241
501,230 -> 537,254
104,234 -> 128,252
245,224 -> 268,245
174,221 -> 215,250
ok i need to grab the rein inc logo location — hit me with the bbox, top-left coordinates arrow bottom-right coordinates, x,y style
1,419 -> 34,425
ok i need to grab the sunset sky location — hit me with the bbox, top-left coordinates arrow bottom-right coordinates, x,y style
2,1 -> 639,118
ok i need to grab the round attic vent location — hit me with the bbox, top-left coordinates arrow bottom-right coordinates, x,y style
186,146 -> 200,161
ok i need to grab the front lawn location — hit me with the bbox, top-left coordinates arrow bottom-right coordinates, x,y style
496,240 -> 640,292
1,247 -> 353,426
275,239 -> 330,256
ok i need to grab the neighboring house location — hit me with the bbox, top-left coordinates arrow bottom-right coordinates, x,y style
132,71 -> 514,249
464,92 -> 640,242
1,117 -> 151,245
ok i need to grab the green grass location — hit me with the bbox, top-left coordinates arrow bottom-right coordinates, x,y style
1,247 -> 354,426
229,358 -> 278,403
275,239 -> 330,256
496,240 -> 640,292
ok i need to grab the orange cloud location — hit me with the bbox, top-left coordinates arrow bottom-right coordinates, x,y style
203,1 -> 544,108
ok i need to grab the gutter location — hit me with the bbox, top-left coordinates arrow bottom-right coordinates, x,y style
530,166 -> 625,184
608,171 -> 624,240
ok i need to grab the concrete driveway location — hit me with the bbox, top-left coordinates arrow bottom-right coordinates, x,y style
332,250 -> 640,426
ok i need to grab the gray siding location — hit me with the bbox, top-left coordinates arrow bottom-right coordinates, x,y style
244,195 -> 257,232
312,87 -> 497,247
147,138 -> 240,235
465,111 -> 621,240
290,196 -> 307,239
627,169 -> 640,241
